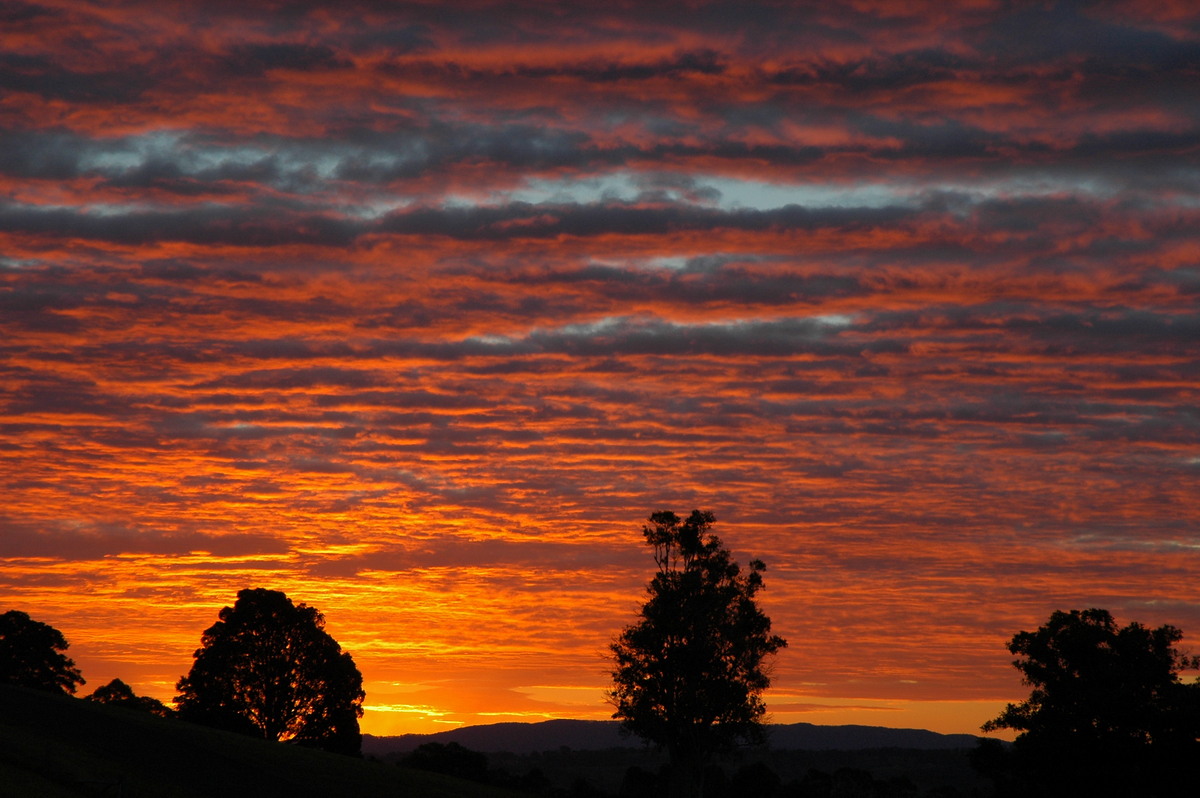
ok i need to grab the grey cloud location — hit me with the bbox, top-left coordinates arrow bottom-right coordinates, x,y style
344,21 -> 436,54
224,43 -> 351,75
0,130 -> 93,180
0,370 -> 115,416
137,260 -> 264,285
4,114 -> 1193,206
522,316 -> 872,358
972,4 -> 1185,65
331,315 -> 881,361
0,52 -> 152,103
490,49 -> 727,82
768,48 -> 967,92
0,286 -> 84,332
505,261 -> 866,306
0,202 -> 360,247
0,1 -> 56,25
303,536 -> 636,578
0,518 -> 292,559
194,366 -> 387,391
376,201 -> 915,240
862,304 -> 1200,356
851,115 -> 1001,160
0,195 -> 919,248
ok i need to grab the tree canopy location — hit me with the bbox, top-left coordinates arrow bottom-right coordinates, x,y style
0,610 -> 85,695
609,510 -> 787,797
979,608 -> 1200,796
404,742 -> 490,784
175,588 -> 365,755
87,678 -> 174,717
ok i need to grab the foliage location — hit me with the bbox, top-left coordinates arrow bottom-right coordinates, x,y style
0,681 -> 515,798
86,677 -> 174,717
618,760 -> 934,798
979,608 -> 1200,797
0,609 -> 85,695
400,742 -> 559,794
609,510 -> 787,796
404,742 -> 490,783
175,588 -> 365,755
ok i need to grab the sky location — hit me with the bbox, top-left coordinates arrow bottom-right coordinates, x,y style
2,0 -> 1199,738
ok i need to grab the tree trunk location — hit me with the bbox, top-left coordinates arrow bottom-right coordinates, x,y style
667,747 -> 706,798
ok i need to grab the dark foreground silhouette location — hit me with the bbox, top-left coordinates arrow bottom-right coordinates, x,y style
0,683 -> 987,798
0,609 -> 85,695
175,587 -> 365,755
86,677 -> 174,717
390,736 -> 989,797
610,510 -> 787,798
0,682 -> 507,798
364,719 -> 983,756
974,608 -> 1200,798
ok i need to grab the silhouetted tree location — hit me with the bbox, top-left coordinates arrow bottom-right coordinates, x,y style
609,510 -> 787,798
403,741 -> 490,783
0,609 -> 85,694
568,776 -> 606,797
175,588 -> 365,755
793,768 -> 832,798
619,765 -> 660,798
729,761 -> 781,798
513,766 -> 551,794
979,608 -> 1200,797
86,678 -> 174,717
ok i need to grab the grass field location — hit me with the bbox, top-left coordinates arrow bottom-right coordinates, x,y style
0,684 -> 516,798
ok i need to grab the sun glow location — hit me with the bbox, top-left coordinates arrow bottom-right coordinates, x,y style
4,0 -> 1198,742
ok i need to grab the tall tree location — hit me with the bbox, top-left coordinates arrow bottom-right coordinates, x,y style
175,588 -> 365,755
609,510 -> 787,798
980,608 -> 1200,797
0,610 -> 85,695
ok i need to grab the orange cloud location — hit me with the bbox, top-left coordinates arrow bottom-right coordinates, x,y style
3,0 -> 1198,737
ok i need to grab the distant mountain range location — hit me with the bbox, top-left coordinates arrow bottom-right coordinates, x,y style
363,719 -> 984,756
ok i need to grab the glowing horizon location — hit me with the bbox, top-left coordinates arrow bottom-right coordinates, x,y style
3,0 -> 1198,739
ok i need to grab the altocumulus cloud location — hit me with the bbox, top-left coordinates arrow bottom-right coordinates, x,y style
1,0 -> 1198,734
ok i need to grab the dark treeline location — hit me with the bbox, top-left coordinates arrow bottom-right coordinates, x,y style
396,740 -> 985,797
3,511 -> 1200,797
4,596 -> 1200,796
0,588 -> 365,756
972,608 -> 1200,797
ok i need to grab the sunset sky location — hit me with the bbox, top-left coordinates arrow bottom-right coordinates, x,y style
2,0 -> 1199,738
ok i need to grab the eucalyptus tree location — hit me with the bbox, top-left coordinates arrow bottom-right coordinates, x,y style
609,510 -> 787,798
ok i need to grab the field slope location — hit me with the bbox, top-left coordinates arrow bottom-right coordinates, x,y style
0,684 -> 513,798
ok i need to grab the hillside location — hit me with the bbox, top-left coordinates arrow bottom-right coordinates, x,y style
367,721 -> 991,796
0,684 -> 514,798
768,722 -> 982,751
364,718 -> 983,755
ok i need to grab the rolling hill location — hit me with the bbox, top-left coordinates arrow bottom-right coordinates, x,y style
363,718 -> 983,755
0,683 -> 514,798
0,683 -> 992,797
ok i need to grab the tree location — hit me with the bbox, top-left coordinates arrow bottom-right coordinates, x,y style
609,510 -> 787,798
980,608 -> 1200,797
404,742 -> 490,783
86,678 -> 174,717
175,588 -> 365,755
0,610 -> 85,695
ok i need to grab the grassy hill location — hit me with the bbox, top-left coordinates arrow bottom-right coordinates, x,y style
0,684 -> 515,798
